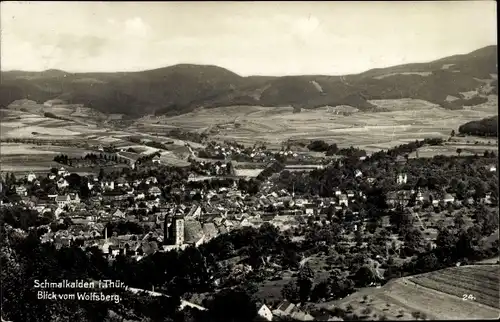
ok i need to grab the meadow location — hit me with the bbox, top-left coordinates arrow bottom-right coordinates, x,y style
139,97 -> 498,151
325,265 -> 500,320
233,169 -> 264,177
0,107 -> 191,172
1,96 -> 497,172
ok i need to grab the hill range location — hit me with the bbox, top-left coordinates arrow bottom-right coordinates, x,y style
0,45 -> 497,117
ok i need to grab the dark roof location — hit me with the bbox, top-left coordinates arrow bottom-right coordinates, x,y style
202,223 -> 218,239
261,214 -> 276,221
187,204 -> 201,217
116,177 -> 127,184
184,220 -> 204,244
276,300 -> 295,313
55,195 -> 70,202
217,225 -> 228,235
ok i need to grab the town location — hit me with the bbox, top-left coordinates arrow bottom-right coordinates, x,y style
1,135 -> 498,321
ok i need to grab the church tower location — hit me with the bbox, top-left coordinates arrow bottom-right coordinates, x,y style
172,215 -> 185,246
164,214 -> 185,246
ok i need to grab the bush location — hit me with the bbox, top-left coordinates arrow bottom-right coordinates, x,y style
44,112 -> 59,119
307,140 -> 330,152
362,308 -> 372,315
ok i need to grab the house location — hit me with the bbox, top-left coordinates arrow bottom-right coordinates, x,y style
152,155 -> 161,164
396,173 -> 407,185
101,181 -> 115,191
339,194 -> 348,207
354,169 -> 363,178
346,190 -> 355,198
273,300 -> 296,317
55,193 -> 80,207
482,192 -> 492,205
257,304 -> 273,321
395,155 -> 407,164
417,191 -> 437,204
112,209 -> 126,218
148,186 -> 162,197
145,177 -> 158,185
70,193 -> 80,204
186,205 -> 202,219
15,185 -> 27,196
55,195 -> 70,208
387,191 -> 412,207
58,167 -> 69,176
416,190 -> 425,202
57,178 -> 69,189
27,172 -> 37,182
443,193 -> 455,204
116,177 -> 127,187
291,311 -> 315,321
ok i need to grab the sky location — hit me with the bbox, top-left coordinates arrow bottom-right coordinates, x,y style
0,1 -> 497,76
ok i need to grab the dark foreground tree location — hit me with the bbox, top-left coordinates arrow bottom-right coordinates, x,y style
206,288 -> 257,322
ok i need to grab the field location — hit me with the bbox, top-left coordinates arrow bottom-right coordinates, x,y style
0,107 -> 195,172
138,97 -> 498,150
255,271 -> 295,303
323,265 -> 500,320
1,96 -> 497,172
0,143 -> 95,173
408,137 -> 498,158
409,265 -> 500,309
233,169 -> 264,177
120,145 -> 161,155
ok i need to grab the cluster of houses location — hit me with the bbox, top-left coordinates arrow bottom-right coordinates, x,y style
7,164 -> 375,260
256,300 -> 342,321
199,142 -> 275,162
386,172 -> 494,209
188,159 -> 234,177
3,161 -> 495,264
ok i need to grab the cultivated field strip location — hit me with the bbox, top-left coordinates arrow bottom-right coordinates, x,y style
383,278 -> 499,320
411,275 -> 499,308
437,266 -> 500,283
409,265 -> 500,309
442,267 -> 500,284
434,271 -> 499,292
331,265 -> 500,320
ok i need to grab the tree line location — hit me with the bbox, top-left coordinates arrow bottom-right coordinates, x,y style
458,116 -> 498,137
